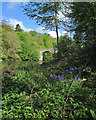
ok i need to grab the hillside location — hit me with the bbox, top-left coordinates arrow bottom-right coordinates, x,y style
1,25 -> 57,61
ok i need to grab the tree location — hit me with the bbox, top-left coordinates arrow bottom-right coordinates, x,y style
69,2 -> 96,43
1,30 -> 20,60
0,19 -> 7,29
17,31 -> 40,61
21,2 -> 65,49
15,24 -> 21,31
29,30 -> 37,36
67,2 -> 96,68
0,19 -> 12,31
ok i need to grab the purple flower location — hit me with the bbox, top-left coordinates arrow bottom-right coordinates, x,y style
58,76 -> 64,81
50,74 -> 53,77
64,77 -> 67,82
61,75 -> 64,78
63,77 -> 67,82
70,67 -> 74,71
53,74 -> 57,78
58,76 -> 62,81
58,74 -> 65,81
50,74 -> 57,80
79,67 -> 82,70
74,76 -> 80,82
77,77 -> 80,81
74,77 -> 77,82
65,69 -> 68,73
74,67 -> 77,69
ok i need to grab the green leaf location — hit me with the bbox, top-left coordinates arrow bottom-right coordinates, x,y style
90,109 -> 96,119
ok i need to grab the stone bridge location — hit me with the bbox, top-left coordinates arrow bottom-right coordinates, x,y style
39,48 -> 57,62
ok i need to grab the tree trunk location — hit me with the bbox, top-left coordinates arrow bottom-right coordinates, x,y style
55,10 -> 59,50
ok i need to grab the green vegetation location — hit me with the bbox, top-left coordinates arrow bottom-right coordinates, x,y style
43,51 -> 53,63
1,2 -> 96,120
2,61 -> 96,119
21,2 -> 66,49
1,24 -> 56,61
67,2 -> 96,69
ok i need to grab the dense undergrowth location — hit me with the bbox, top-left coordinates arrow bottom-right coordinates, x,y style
2,60 -> 96,119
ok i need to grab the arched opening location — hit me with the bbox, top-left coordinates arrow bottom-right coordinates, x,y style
43,51 -> 53,62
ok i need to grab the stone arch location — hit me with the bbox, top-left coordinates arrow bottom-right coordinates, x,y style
39,48 -> 55,62
42,51 -> 52,61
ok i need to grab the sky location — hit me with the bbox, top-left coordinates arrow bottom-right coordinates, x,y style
1,1 -> 71,38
